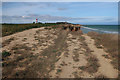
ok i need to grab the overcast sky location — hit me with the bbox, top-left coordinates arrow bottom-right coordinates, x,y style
2,2 -> 118,25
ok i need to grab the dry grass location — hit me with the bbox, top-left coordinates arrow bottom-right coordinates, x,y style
72,71 -> 80,78
60,61 -> 67,66
2,37 -> 15,47
86,55 -> 100,73
78,36 -> 100,74
2,23 -> 61,37
95,74 -> 107,78
102,54 -> 110,59
87,32 -> 118,70
73,51 -> 79,62
2,29 -> 68,78
78,55 -> 100,74
56,69 -> 62,74
2,49 -> 35,78
64,52 -> 69,57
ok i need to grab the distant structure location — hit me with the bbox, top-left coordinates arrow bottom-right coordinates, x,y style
36,19 -> 38,23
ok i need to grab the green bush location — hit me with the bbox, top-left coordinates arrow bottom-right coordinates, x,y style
2,51 -> 11,58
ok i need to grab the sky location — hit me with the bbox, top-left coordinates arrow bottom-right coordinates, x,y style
2,2 -> 118,25
2,0 -> 120,2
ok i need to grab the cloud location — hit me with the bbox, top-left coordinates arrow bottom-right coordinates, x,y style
2,14 -> 117,24
57,8 -> 67,11
3,14 -> 92,21
1,14 -> 91,23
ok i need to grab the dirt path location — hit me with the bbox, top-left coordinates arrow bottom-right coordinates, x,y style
49,32 -> 89,78
2,27 -> 118,78
50,32 -> 118,78
83,34 -> 118,78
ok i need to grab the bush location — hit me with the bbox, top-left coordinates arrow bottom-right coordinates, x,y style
2,23 -> 60,37
2,51 -> 11,58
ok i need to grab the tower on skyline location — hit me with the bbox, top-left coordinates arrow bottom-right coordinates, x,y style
36,19 -> 38,23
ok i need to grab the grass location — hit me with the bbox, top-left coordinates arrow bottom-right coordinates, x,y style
102,54 -> 110,59
79,55 -> 100,74
73,71 -> 80,78
11,44 -> 32,51
2,37 -> 15,47
56,69 -> 62,74
60,61 -> 67,66
2,23 -> 61,37
2,43 -> 36,78
87,31 -> 118,70
86,55 -> 100,73
78,66 -> 86,70
52,50 -> 57,53
73,52 -> 79,62
78,35 -> 100,74
2,28 -> 67,78
95,74 -> 106,78
64,52 -> 69,57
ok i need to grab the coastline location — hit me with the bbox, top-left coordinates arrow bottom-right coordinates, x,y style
1,24 -> 119,78
81,25 -> 118,34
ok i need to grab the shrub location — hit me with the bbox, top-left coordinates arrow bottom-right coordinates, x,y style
2,23 -> 60,37
2,51 -> 11,58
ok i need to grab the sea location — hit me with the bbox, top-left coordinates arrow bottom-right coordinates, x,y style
80,25 -> 119,34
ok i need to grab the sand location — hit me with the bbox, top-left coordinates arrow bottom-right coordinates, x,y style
2,27 -> 118,78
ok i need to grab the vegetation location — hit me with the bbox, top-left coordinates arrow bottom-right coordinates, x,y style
87,31 -> 118,70
2,23 -> 61,37
2,37 -> 15,47
2,51 -> 11,58
73,51 -> 79,62
56,69 -> 62,74
78,55 -> 100,74
78,35 -> 100,74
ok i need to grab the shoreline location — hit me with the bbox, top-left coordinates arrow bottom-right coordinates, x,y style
81,25 -> 118,34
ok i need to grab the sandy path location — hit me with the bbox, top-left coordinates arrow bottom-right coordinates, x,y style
49,32 -> 88,78
83,34 -> 118,78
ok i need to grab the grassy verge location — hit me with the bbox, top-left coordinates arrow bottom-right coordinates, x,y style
2,23 -> 61,37
78,36 -> 100,74
87,32 -> 118,70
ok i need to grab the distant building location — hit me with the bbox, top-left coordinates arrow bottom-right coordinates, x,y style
33,19 -> 43,24
36,19 -> 38,23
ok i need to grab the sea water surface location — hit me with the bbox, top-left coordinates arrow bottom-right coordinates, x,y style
81,25 -> 119,34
